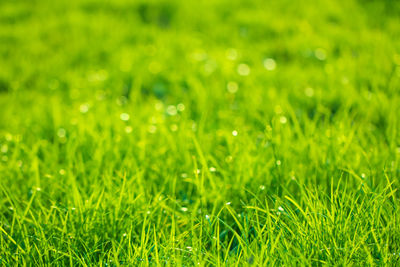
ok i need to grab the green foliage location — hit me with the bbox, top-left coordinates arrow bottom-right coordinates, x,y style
1,0 -> 400,265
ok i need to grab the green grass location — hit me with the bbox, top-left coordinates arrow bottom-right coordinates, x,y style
1,0 -> 400,265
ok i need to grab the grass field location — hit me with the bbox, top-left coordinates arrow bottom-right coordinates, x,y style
1,0 -> 400,265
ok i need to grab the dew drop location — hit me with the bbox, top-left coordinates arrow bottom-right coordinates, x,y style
305,87 -> 314,97
263,58 -> 276,71
79,104 -> 89,114
1,144 -> 8,153
315,48 -> 326,60
125,126 -> 133,133
120,113 -> 130,121
226,48 -> 238,60
227,81 -> 238,94
166,105 -> 177,116
177,103 -> 185,111
57,128 -> 66,138
237,64 -> 250,76
148,125 -> 157,134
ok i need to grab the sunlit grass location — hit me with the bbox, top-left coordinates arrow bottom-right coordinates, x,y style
1,0 -> 400,265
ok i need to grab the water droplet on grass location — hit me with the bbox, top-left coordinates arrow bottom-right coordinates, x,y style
166,105 -> 177,116
227,81 -> 238,94
177,103 -> 185,111
5,133 -> 13,141
225,155 -> 233,163
263,58 -> 276,71
57,128 -> 66,138
155,102 -> 164,111
226,48 -> 238,60
1,144 -> 8,153
237,63 -> 250,76
79,104 -> 89,113
305,87 -> 314,97
120,113 -> 130,121
232,130 -> 238,136
315,48 -> 326,60
125,126 -> 133,133
148,125 -> 157,133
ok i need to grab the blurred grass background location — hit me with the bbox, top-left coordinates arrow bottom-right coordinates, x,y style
1,0 -> 400,265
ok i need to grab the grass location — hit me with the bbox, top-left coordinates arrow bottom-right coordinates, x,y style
1,0 -> 400,265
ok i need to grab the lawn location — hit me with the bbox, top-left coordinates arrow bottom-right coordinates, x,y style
1,0 -> 400,265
